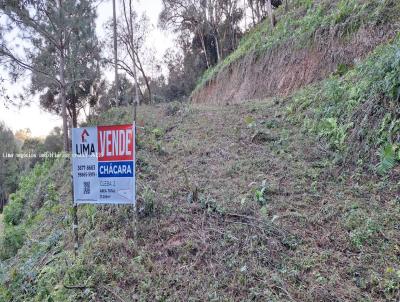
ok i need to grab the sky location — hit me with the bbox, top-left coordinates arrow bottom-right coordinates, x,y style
0,0 -> 172,137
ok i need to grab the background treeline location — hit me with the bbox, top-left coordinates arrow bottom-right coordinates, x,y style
0,124 -> 63,212
0,0 -> 286,113
0,0 -> 286,209
90,0 -> 287,105
155,0 -> 284,101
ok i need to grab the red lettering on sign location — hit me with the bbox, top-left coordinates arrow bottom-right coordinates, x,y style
97,124 -> 134,161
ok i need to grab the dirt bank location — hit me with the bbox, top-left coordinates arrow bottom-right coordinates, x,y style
191,25 -> 395,105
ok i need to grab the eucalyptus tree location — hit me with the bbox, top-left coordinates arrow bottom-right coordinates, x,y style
247,0 -> 282,26
160,0 -> 243,68
0,121 -> 18,212
0,0 -> 100,151
104,0 -> 152,103
160,0 -> 218,68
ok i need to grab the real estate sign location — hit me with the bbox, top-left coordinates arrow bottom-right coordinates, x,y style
72,124 -> 135,205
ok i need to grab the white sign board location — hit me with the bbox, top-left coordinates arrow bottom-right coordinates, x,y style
72,124 -> 135,205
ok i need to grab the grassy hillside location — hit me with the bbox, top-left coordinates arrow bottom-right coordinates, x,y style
0,215 -> 3,239
0,95 -> 399,301
194,0 -> 400,94
1,0 -> 400,301
287,32 -> 400,170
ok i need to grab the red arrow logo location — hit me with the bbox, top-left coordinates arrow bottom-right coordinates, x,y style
81,129 -> 89,142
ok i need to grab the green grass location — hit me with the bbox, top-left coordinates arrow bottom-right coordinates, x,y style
0,214 -> 3,235
0,106 -> 159,301
193,0 -> 400,94
0,159 -> 62,260
286,31 -> 400,172
1,100 -> 399,300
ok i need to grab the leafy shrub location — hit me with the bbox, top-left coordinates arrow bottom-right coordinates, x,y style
376,143 -> 400,175
383,267 -> 400,299
198,194 -> 225,214
44,182 -> 59,208
244,116 -> 256,127
344,208 -> 381,249
140,186 -> 155,217
0,225 -> 25,260
334,63 -> 353,76
3,193 -> 24,226
317,118 -> 352,151
253,180 -> 268,206
165,102 -> 181,116
349,218 -> 380,248
151,127 -> 164,140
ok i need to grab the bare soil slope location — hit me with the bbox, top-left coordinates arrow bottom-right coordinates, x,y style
191,26 -> 395,105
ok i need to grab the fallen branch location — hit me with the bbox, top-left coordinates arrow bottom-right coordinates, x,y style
272,285 -> 297,302
224,212 -> 257,221
206,227 -> 239,241
64,283 -> 128,302
63,284 -> 93,290
99,285 -> 127,302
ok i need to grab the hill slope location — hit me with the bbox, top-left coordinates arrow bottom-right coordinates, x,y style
1,0 -> 400,300
1,100 -> 399,301
191,0 -> 400,104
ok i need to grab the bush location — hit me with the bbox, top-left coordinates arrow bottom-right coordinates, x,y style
376,143 -> 400,175
3,193 -> 24,226
0,225 -> 25,260
164,102 -> 181,116
0,160 -> 57,260
286,33 -> 400,171
317,118 -> 352,151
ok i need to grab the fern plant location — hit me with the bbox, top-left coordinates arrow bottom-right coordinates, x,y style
317,117 -> 351,151
254,180 -> 268,206
377,143 -> 400,175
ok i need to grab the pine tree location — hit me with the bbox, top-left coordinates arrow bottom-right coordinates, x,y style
0,0 -> 100,150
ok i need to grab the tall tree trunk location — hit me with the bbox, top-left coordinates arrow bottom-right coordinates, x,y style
59,1 -> 68,153
71,99 -> 78,128
199,30 -> 210,68
244,0 -> 247,29
129,1 -> 140,107
134,52 -> 151,104
60,54 -> 69,151
229,10 -> 237,51
285,0 -> 289,12
266,0 -> 275,27
255,0 -> 261,23
249,0 -> 256,26
60,0 -> 78,257
113,0 -> 119,105
133,57 -> 139,107
214,32 -> 221,62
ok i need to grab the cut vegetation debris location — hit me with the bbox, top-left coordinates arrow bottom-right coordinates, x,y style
1,100 -> 399,301
1,0 -> 400,301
